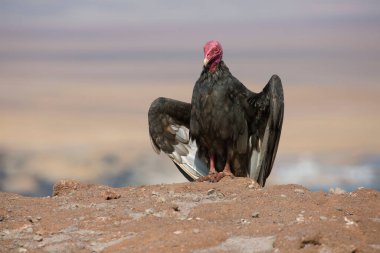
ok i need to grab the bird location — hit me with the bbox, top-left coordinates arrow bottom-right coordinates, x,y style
148,40 -> 284,186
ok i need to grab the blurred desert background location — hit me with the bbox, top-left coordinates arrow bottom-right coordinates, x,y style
0,0 -> 379,196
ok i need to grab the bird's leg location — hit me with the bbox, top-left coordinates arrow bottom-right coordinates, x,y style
209,155 -> 217,174
215,160 -> 234,181
197,155 -> 218,182
222,161 -> 233,176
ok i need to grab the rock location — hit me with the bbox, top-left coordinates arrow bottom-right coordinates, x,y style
207,189 -> 216,195
247,180 -> 260,189
25,227 -> 33,233
344,216 -> 357,227
171,204 -> 180,212
52,179 -> 81,196
145,208 -> 155,215
173,230 -> 182,235
193,228 -> 200,234
329,187 -> 346,195
319,216 -> 327,221
195,236 -> 276,253
158,197 -> 166,203
102,189 -> 121,200
193,196 -> 201,202
33,235 -> 43,242
251,212 -> 260,218
153,213 -> 162,218
294,189 -> 304,194
240,219 -> 251,225
296,214 -> 304,223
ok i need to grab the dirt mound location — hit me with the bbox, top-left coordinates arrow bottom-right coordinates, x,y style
0,177 -> 379,252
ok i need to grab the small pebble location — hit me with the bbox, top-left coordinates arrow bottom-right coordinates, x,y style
193,196 -> 201,202
158,197 -> 166,203
18,248 -> 27,253
153,213 -> 162,218
336,207 -> 343,211
195,217 -> 201,220
33,235 -> 43,242
193,229 -> 200,234
103,189 -> 121,200
294,189 -> 304,194
252,212 -> 260,218
248,184 -> 255,189
25,227 -> 33,233
207,189 -> 216,195
329,187 -> 346,195
296,214 -> 304,223
320,216 -> 327,221
240,219 -> 250,225
173,230 -> 182,235
145,208 -> 154,215
172,204 -> 180,212
280,194 -> 287,198
26,216 -> 33,223
151,191 -> 159,196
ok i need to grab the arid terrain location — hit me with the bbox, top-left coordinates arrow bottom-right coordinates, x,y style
1,177 -> 379,253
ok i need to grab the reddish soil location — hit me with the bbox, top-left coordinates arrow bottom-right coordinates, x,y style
0,177 -> 379,253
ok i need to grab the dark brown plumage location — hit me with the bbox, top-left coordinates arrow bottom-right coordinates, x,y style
148,41 -> 284,186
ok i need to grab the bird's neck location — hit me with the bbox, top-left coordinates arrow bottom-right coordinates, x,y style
198,61 -> 231,85
203,61 -> 229,76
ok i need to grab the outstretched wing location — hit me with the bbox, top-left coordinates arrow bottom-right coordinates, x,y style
246,75 -> 284,186
148,97 -> 208,180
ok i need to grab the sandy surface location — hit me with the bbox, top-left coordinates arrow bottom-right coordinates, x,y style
0,177 -> 379,253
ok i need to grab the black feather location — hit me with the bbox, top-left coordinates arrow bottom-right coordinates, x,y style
148,61 -> 284,186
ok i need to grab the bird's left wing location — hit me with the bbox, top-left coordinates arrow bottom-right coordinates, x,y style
148,97 -> 208,180
246,75 -> 284,186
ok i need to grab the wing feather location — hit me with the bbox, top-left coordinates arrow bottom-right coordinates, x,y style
247,75 -> 284,186
148,97 -> 208,180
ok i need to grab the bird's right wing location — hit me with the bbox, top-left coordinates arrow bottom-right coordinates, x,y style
148,97 -> 208,180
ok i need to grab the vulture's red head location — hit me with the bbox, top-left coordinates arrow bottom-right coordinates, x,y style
203,40 -> 223,72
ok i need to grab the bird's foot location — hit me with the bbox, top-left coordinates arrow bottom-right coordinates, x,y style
214,171 -> 234,182
197,171 -> 234,183
196,173 -> 217,182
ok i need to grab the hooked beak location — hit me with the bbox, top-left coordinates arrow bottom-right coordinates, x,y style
203,57 -> 209,66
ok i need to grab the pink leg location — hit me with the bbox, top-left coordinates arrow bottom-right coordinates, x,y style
197,158 -> 234,183
222,162 -> 233,176
209,155 -> 217,174
197,155 -> 217,182
215,160 -> 234,181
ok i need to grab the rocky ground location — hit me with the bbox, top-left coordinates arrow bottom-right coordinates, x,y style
0,177 -> 379,253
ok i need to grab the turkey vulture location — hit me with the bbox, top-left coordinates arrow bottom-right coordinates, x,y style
148,40 -> 284,186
